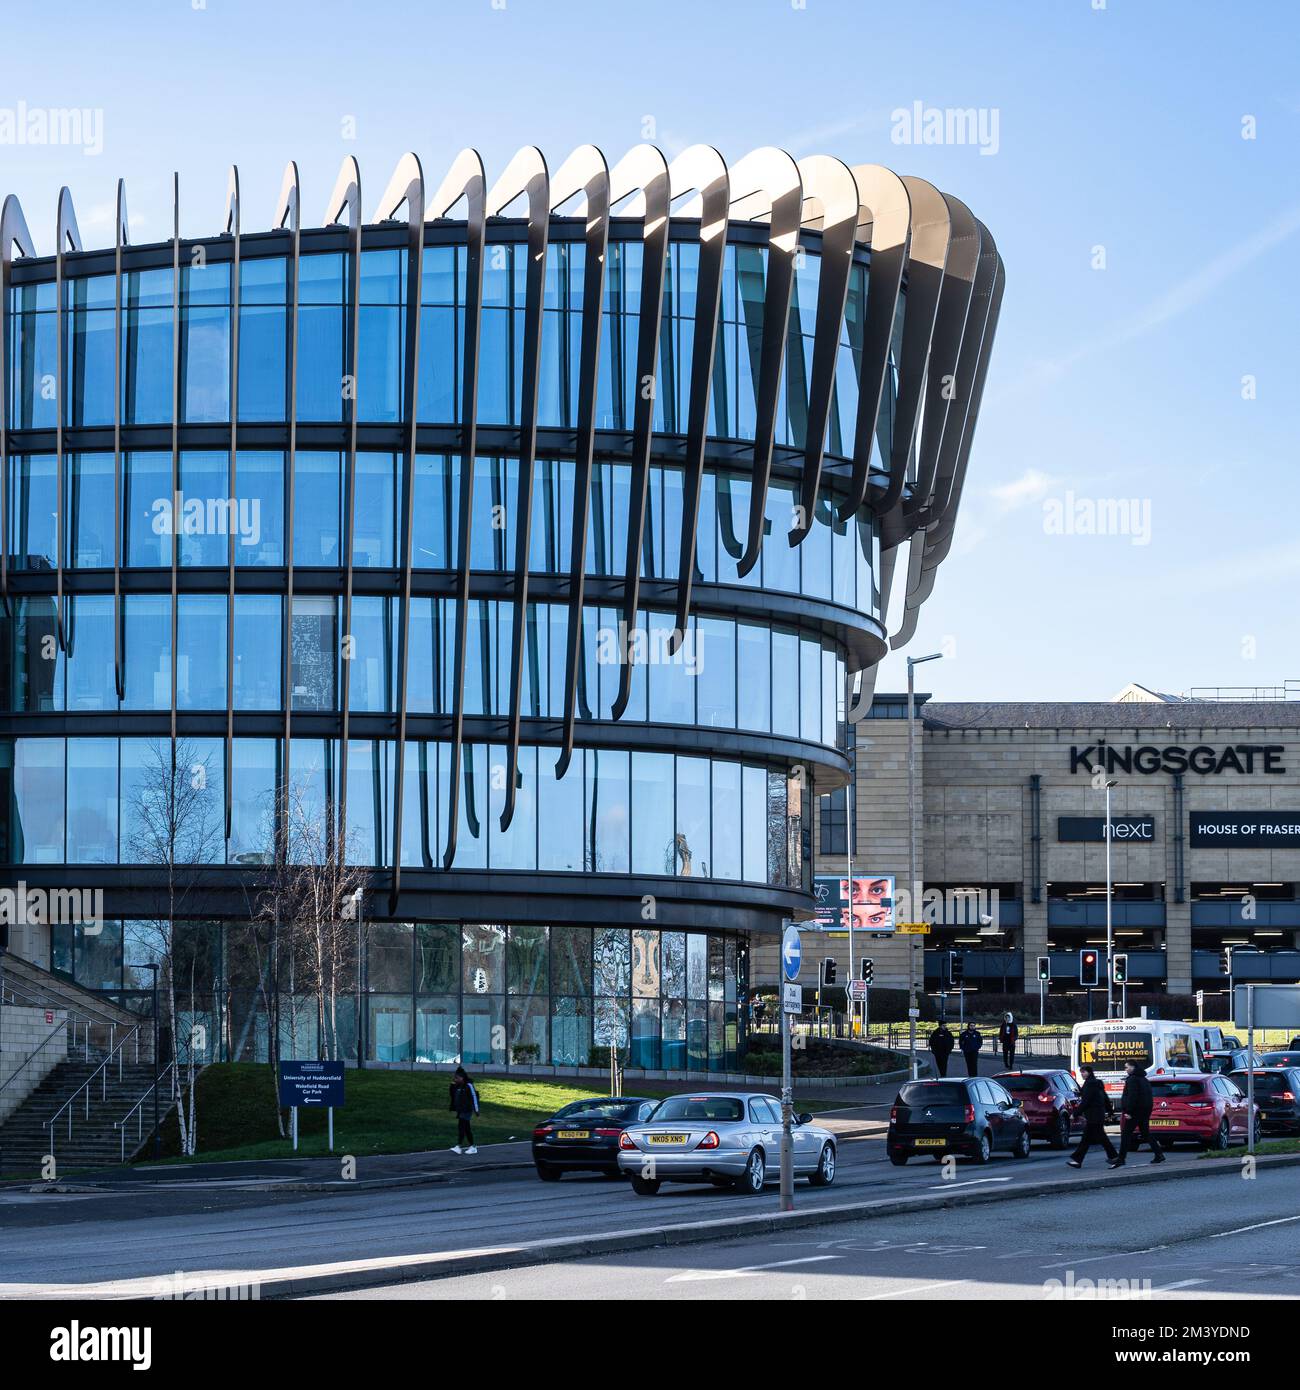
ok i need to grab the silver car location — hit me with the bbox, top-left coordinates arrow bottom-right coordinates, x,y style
616,1091 -> 836,1196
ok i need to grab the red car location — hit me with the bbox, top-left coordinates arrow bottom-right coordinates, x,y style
993,1069 -> 1083,1148
1148,1074 -> 1258,1150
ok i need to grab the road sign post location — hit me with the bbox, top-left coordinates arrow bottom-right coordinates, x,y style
278,1060 -> 346,1153
779,924 -> 799,1213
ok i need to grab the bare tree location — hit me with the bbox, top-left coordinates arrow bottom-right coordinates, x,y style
125,738 -> 223,1157
252,775 -> 369,1126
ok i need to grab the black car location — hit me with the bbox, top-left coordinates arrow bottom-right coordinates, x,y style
1203,1048 -> 1258,1076
888,1077 -> 1031,1165
532,1096 -> 658,1180
1230,1068 -> 1300,1135
1259,1051 -> 1300,1069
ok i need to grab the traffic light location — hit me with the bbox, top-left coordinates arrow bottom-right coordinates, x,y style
949,952 -> 965,983
1079,948 -> 1100,988
1037,955 -> 1051,982
1112,954 -> 1129,985
860,957 -> 874,986
1219,947 -> 1233,977
822,956 -> 837,986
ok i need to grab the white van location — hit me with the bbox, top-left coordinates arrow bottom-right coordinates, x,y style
1070,1018 -> 1209,1097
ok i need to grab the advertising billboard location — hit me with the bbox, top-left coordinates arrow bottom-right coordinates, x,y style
812,875 -> 895,934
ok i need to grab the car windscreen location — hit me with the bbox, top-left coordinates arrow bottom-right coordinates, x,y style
1232,1073 -> 1291,1094
1261,1054 -> 1300,1067
650,1096 -> 744,1122
1149,1081 -> 1206,1098
1076,1031 -> 1154,1069
899,1083 -> 967,1107
998,1075 -> 1050,1093
554,1099 -> 638,1121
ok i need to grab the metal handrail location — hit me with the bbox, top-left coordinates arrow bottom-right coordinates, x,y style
115,1060 -> 176,1162
0,969 -> 134,1035
45,1024 -> 144,1157
0,1018 -> 75,1099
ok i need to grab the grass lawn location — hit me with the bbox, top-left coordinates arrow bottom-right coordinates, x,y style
1202,1137 -> 1300,1159
142,1064 -> 834,1166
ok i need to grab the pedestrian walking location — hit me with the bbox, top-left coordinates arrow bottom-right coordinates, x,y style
998,1012 -> 1019,1069
958,1022 -> 983,1077
1109,1059 -> 1166,1167
449,1066 -> 480,1154
1066,1065 -> 1117,1167
928,1022 -> 955,1077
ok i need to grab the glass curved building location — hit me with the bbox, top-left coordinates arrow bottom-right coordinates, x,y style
0,145 -> 1003,1072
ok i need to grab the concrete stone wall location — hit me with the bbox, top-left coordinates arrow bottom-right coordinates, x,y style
0,1006 -> 68,1123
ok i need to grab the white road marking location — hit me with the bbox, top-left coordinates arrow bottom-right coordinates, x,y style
1153,1278 -> 1207,1292
926,1177 -> 1013,1191
665,1254 -> 843,1284
858,1278 -> 968,1299
1210,1214 -> 1300,1239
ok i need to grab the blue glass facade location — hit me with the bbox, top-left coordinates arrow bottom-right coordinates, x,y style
0,146 -> 1003,1074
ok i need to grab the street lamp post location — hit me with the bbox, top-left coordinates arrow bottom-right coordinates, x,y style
1103,778 -> 1116,1017
907,652 -> 943,1080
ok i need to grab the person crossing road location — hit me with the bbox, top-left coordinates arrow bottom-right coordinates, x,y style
1066,1065 -> 1118,1167
1110,1059 -> 1166,1167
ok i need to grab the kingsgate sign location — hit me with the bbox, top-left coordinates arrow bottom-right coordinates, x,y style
1070,744 -> 1286,776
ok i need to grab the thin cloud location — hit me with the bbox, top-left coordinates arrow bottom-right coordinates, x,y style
997,201 -> 1300,398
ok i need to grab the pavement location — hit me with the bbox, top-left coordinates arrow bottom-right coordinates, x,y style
317,1167 -> 1300,1301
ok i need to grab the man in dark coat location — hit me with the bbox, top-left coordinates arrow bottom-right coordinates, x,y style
449,1066 -> 480,1154
1066,1065 -> 1117,1166
928,1023 -> 955,1077
997,1013 -> 1019,1069
1110,1059 -> 1165,1166
958,1023 -> 983,1077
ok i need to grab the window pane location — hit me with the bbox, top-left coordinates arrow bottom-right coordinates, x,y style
631,750 -> 673,875
177,593 -> 226,710
233,595 -> 281,710
123,595 -> 171,710
675,756 -> 710,876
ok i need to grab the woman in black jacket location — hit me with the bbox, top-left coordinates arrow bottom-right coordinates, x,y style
1066,1066 -> 1118,1167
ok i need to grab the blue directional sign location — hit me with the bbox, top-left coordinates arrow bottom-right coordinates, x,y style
781,925 -> 802,982
278,1060 -> 346,1108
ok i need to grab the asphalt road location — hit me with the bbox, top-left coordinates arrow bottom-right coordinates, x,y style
314,1169 -> 1300,1301
0,1109 -> 1251,1298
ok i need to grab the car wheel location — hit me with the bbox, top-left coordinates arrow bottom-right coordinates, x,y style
1212,1118 -> 1230,1151
535,1163 -> 561,1182
1012,1128 -> 1031,1160
630,1175 -> 661,1196
735,1148 -> 766,1195
970,1131 -> 993,1165
809,1143 -> 836,1187
889,1152 -> 909,1166
1050,1113 -> 1071,1150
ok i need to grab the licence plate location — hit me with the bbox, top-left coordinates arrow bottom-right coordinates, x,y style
647,1133 -> 687,1145
1150,1119 -> 1179,1127
913,1138 -> 947,1147
556,1130 -> 589,1140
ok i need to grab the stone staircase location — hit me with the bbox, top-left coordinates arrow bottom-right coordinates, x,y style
0,1046 -> 164,1176
0,954 -> 166,1176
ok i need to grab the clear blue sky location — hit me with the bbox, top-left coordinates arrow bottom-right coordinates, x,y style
3,0 -> 1296,702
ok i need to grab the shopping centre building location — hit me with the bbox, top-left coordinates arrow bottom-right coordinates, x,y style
0,143 -> 1003,1071
764,686 -> 1300,1008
